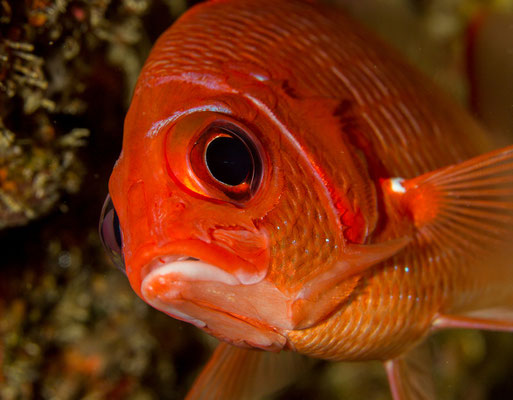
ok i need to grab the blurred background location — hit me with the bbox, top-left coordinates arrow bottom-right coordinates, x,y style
1,0 -> 512,398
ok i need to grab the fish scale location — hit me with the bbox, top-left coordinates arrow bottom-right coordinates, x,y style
265,149 -> 341,292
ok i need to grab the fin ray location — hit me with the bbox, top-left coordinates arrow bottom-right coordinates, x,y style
441,175 -> 513,189
443,204 -> 513,222
186,342 -> 310,400
433,312 -> 513,332
431,161 -> 513,185
422,146 -> 513,184
384,343 -> 436,400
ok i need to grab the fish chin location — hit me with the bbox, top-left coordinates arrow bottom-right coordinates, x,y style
141,255 -> 289,351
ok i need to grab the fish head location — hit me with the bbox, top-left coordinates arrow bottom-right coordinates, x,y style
100,74 -> 385,351
100,3 -> 389,351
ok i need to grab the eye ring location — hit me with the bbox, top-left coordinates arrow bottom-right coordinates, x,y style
165,112 -> 266,205
99,194 -> 125,273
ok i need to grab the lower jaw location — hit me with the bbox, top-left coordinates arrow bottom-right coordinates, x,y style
139,255 -> 289,351
143,293 -> 287,351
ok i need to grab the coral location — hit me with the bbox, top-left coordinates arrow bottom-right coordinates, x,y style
0,0 -> 165,229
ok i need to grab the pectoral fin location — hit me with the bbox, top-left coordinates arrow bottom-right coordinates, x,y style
383,145 -> 513,256
384,343 -> 435,400
186,342 -> 311,400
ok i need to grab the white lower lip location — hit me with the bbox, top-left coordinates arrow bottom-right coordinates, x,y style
141,257 -> 241,327
144,259 -> 240,286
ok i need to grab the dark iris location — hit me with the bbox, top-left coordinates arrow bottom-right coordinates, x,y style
205,135 -> 253,186
99,195 -> 125,273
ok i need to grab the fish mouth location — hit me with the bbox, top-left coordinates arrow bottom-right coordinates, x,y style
140,255 -> 288,351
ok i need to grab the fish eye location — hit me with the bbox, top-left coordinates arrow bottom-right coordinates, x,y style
205,134 -> 253,186
99,195 -> 125,273
190,123 -> 262,202
165,113 -> 267,205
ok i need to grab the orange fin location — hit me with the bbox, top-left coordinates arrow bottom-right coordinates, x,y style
298,237 -> 411,300
186,342 -> 310,400
433,310 -> 513,332
384,343 -> 435,400
385,145 -> 513,255
291,237 -> 410,329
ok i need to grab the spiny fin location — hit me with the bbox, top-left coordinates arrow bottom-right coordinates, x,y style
385,145 -> 513,256
186,342 -> 311,400
433,310 -> 513,332
384,343 -> 436,400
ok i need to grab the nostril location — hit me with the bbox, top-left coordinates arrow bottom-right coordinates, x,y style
174,201 -> 186,211
153,196 -> 187,226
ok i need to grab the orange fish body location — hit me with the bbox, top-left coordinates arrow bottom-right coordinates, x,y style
102,0 -> 513,398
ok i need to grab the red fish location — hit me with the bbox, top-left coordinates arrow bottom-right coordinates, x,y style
99,0 -> 513,398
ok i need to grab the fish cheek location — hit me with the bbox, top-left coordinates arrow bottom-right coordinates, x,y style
121,181 -> 155,291
263,152 -> 342,287
254,139 -> 369,329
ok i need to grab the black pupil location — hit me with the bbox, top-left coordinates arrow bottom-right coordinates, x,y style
205,136 -> 252,186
